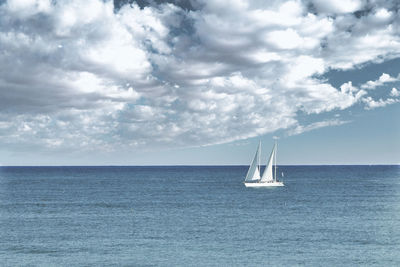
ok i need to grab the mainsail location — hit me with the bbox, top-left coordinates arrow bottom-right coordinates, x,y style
244,142 -> 261,182
260,143 -> 276,182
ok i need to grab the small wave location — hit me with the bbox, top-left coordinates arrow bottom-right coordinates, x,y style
7,246 -> 59,254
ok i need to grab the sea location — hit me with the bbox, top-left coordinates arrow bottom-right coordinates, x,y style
0,165 -> 399,266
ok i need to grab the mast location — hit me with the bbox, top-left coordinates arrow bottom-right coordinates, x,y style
258,140 -> 261,178
274,140 -> 277,182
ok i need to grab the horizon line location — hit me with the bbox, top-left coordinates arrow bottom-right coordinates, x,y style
0,164 -> 399,167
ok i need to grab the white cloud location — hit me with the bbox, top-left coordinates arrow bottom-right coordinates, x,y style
390,88 -> 400,97
6,0 -> 51,17
284,56 -> 325,84
362,97 -> 399,109
266,28 -> 304,50
287,119 -> 350,136
0,0 -> 399,154
361,73 -> 398,89
374,8 -> 392,21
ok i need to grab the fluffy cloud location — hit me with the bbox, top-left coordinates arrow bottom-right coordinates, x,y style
362,97 -> 399,109
0,0 -> 399,152
390,88 -> 400,97
361,73 -> 398,89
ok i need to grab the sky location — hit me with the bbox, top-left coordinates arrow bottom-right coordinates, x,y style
0,0 -> 399,165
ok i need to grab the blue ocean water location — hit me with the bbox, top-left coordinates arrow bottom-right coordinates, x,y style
0,165 -> 399,266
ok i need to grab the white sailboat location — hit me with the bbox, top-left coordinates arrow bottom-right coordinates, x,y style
244,141 -> 284,187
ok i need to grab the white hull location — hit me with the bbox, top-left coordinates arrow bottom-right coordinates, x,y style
244,181 -> 284,187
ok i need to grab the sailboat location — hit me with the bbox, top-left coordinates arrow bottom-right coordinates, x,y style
244,141 -> 284,187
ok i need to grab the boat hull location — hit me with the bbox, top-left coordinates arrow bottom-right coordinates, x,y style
244,181 -> 284,187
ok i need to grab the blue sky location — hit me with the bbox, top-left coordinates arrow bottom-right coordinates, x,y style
0,0 -> 399,165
